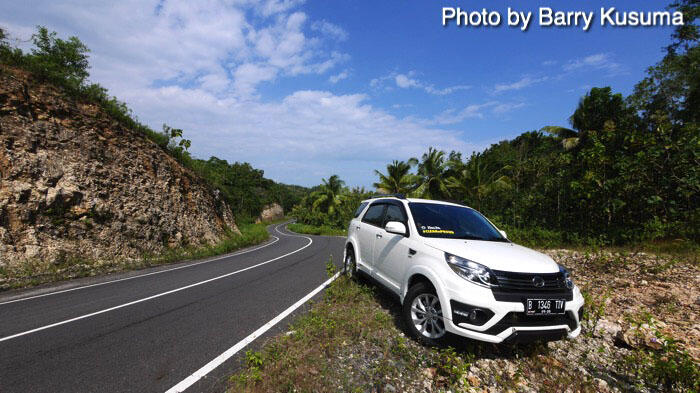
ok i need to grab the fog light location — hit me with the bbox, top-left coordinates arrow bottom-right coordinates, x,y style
469,310 -> 479,321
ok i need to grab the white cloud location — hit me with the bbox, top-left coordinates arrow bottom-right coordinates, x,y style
0,0 -> 479,186
492,102 -> 526,114
431,102 -> 497,125
424,100 -> 525,125
124,86 -> 476,185
494,76 -> 548,93
233,63 -> 278,96
563,53 -> 622,74
372,71 -> 471,96
257,0 -> 306,17
311,20 -> 348,41
329,70 -> 350,83
395,73 -> 420,89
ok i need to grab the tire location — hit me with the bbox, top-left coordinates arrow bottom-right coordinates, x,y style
344,248 -> 357,280
402,282 -> 448,346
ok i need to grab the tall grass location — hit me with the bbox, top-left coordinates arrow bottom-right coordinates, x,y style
0,223 -> 270,291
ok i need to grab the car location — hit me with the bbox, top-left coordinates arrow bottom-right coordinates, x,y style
343,195 -> 584,345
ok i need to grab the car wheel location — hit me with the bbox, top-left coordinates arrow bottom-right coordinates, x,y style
344,249 -> 357,280
403,282 -> 448,346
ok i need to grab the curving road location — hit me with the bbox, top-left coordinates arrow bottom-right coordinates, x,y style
0,223 -> 345,393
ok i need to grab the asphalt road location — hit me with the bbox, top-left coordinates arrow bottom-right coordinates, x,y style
0,223 -> 345,393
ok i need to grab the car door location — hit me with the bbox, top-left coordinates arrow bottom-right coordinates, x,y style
347,201 -> 369,242
372,203 -> 410,293
357,203 -> 386,273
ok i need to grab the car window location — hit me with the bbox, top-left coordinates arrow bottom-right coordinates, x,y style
383,204 -> 407,226
362,203 -> 385,227
408,202 -> 506,242
353,202 -> 369,218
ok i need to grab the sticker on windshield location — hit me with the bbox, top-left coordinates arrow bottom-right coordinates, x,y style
422,228 -> 455,234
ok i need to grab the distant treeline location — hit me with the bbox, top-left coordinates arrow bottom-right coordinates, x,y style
0,26 -> 306,222
293,0 -> 699,245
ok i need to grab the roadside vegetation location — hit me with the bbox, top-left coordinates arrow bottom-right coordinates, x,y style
0,222 -> 270,291
291,0 -> 699,250
0,26 -> 306,223
286,223 -> 347,237
231,250 -> 699,393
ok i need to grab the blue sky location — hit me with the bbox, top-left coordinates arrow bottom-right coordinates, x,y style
1,0 -> 678,187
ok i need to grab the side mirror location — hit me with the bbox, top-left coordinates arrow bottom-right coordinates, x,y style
499,230 -> 507,239
385,221 -> 407,236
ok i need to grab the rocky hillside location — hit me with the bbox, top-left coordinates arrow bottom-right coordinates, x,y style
256,203 -> 284,223
0,67 -> 237,273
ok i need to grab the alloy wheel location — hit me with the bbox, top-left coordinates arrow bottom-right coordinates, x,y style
410,293 -> 445,339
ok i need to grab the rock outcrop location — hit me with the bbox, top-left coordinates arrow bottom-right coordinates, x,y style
0,67 -> 238,269
256,203 -> 284,223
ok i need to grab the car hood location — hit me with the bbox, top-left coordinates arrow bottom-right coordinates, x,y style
421,238 -> 559,273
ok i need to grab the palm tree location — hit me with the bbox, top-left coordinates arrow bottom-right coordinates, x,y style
542,87 -> 633,150
413,147 -> 451,200
373,159 -> 418,195
541,126 -> 581,150
310,175 -> 345,216
447,153 -> 512,210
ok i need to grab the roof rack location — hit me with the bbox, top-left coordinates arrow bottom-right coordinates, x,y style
369,193 -> 406,200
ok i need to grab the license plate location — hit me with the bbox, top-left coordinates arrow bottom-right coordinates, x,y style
525,299 -> 566,315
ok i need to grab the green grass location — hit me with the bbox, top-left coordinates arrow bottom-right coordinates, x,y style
503,225 -> 698,262
229,268 -> 473,392
286,223 -> 347,237
0,223 -> 270,291
142,222 -> 269,264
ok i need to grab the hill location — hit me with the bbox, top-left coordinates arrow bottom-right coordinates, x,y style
0,66 -> 237,269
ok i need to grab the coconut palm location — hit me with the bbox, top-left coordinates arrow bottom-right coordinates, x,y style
311,175 -> 345,216
446,153 -> 511,210
373,159 -> 418,195
413,147 -> 451,200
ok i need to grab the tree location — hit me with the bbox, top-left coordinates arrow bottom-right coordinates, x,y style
543,87 -> 636,150
311,175 -> 345,216
414,148 -> 451,200
447,153 -> 511,210
28,26 -> 90,89
632,0 -> 699,124
373,159 -> 418,194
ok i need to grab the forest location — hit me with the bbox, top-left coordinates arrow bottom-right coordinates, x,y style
292,0 -> 699,246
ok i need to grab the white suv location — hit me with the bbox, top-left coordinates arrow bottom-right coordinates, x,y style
343,196 -> 584,345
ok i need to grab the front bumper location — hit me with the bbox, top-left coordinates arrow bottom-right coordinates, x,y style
440,280 -> 585,343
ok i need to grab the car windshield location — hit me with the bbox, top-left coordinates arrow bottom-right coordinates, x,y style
408,202 -> 507,241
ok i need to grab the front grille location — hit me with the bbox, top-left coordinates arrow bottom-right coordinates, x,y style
493,270 -> 566,290
491,270 -> 573,302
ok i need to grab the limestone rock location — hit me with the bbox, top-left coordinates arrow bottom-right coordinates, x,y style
255,203 -> 284,223
0,67 -> 238,270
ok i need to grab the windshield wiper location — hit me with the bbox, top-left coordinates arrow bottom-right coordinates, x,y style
458,235 -> 510,242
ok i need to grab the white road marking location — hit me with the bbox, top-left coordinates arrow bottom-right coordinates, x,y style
0,224 -> 313,343
0,225 -> 284,306
165,271 -> 342,393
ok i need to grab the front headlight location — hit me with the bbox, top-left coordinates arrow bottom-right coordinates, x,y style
559,264 -> 574,289
445,253 -> 498,288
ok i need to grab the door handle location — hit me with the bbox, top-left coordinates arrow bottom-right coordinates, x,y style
408,248 -> 417,256
376,233 -> 382,239
356,226 -> 361,230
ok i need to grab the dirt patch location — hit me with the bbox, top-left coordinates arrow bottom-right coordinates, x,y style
231,251 -> 699,392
